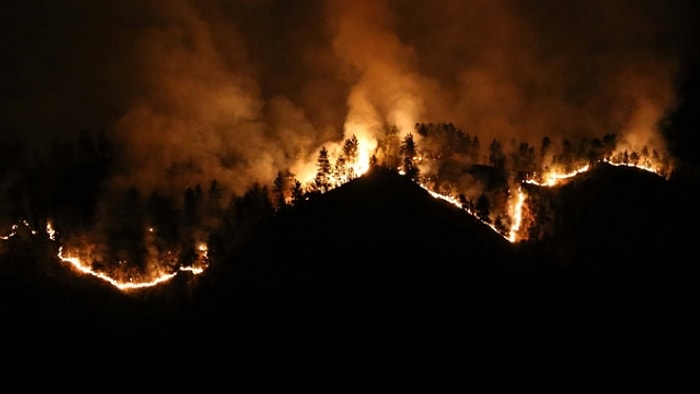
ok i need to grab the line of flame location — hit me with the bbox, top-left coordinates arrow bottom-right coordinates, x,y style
1,220 -> 208,291
508,189 -> 526,243
524,164 -> 591,187
417,183 -> 512,242
601,158 -> 666,177
525,158 -> 665,188
57,246 -> 179,290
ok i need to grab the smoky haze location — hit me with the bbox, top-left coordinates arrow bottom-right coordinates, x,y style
1,0 -> 696,195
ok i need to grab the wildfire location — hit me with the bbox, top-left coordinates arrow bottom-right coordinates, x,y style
508,188 -> 526,243
55,242 -> 208,291
525,164 -> 591,187
46,221 -> 57,241
1,220 -> 37,240
353,139 -> 372,178
1,224 -> 18,240
525,156 -> 666,188
417,182 -> 511,242
602,158 -> 666,178
0,137 -> 675,292
57,246 -> 179,291
2,219 -> 209,291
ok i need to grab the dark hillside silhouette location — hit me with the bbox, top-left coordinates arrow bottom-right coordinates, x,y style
214,167 -> 516,317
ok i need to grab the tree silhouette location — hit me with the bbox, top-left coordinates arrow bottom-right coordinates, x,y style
470,136 -> 481,164
184,185 -> 203,229
108,186 -> 147,271
146,191 -> 180,248
273,171 -> 288,209
291,179 -> 304,205
400,133 -> 420,181
343,135 -> 359,180
540,136 -> 551,164
516,142 -> 536,174
333,155 -> 346,186
489,139 -> 505,170
314,146 -> 332,193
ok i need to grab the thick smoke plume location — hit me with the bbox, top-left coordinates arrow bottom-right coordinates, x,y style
2,0 -> 696,195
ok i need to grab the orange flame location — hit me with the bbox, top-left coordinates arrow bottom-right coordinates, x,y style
57,246 -> 179,290
508,188 -> 525,243
525,164 -> 591,187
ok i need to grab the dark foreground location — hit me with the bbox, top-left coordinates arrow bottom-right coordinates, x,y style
1,169 -> 696,383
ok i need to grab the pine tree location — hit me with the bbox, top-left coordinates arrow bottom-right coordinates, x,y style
314,146 -> 332,193
489,139 -> 505,170
400,133 -> 420,181
471,136 -> 481,164
291,179 -> 304,205
343,135 -> 359,179
273,171 -> 287,210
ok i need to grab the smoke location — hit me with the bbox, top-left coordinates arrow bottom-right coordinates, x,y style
2,0 -> 695,196
109,0 -> 273,196
391,0 -> 687,150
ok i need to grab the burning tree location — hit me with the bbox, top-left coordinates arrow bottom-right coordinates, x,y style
343,134 -> 359,180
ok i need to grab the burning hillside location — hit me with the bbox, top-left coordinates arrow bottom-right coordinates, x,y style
0,127 -> 671,292
0,0 -> 694,293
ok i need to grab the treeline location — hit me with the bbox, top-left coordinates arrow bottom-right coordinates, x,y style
0,121 -> 673,269
415,122 -> 667,176
0,131 -> 114,231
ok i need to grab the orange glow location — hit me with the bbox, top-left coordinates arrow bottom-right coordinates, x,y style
417,182 -> 511,242
602,157 -> 666,178
1,220 -> 36,240
57,246 -> 179,290
508,188 -> 526,243
0,224 -> 18,240
55,241 -> 208,291
0,219 -> 210,291
46,221 -> 57,241
525,164 -> 591,187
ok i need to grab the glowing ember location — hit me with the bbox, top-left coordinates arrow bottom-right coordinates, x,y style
46,222 -> 57,241
1,224 -> 18,240
508,188 -> 526,243
1,220 -> 36,239
179,265 -> 206,275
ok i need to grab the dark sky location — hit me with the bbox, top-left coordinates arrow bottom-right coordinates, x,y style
1,0 -> 698,192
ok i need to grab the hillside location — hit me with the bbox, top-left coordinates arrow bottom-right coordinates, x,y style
527,162 -> 695,277
207,167 -> 517,317
1,164 -> 696,376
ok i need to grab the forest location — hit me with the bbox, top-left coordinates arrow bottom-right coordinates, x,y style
0,120 -> 673,287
